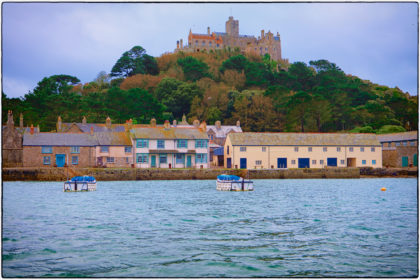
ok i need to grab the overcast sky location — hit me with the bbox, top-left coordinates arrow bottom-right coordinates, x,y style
2,2 -> 418,98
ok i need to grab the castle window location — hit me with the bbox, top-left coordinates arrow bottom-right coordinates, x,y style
255,160 -> 262,165
312,159 -> 316,165
337,147 -> 341,152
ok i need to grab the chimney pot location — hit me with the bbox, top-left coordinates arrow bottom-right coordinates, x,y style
30,124 -> 34,135
90,126 -> 94,135
150,118 -> 156,127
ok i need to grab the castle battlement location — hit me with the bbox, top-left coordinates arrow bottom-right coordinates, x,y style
175,16 -> 283,61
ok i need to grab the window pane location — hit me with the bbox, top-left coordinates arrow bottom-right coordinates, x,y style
43,156 -> 51,165
42,146 -> 52,153
72,156 -> 78,165
71,146 -> 80,153
157,140 -> 165,149
125,146 -> 132,153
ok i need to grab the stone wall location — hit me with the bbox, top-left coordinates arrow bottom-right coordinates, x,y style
3,167 -> 361,181
383,147 -> 417,167
360,167 -> 418,177
23,146 -> 96,167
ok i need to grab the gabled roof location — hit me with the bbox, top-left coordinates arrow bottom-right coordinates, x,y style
377,131 -> 418,142
61,123 -> 126,133
206,125 -> 242,138
228,132 -> 380,146
130,127 -> 208,140
23,133 -> 98,146
95,131 -> 132,146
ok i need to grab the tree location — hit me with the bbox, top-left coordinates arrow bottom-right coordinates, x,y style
220,54 -> 249,73
177,56 -> 210,82
94,71 -> 110,89
154,78 -> 203,119
110,46 -> 158,78
286,91 -> 312,132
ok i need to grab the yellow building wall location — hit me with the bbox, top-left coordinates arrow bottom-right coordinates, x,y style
224,140 -> 382,169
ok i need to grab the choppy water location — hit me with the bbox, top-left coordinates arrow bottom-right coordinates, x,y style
2,178 -> 418,277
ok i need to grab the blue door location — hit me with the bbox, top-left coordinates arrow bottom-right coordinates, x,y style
327,158 -> 337,167
277,158 -> 287,168
414,154 -> 418,167
298,158 -> 310,168
151,155 -> 156,167
227,158 -> 232,168
240,158 -> 247,169
56,154 -> 65,167
402,156 -> 408,167
187,155 -> 192,167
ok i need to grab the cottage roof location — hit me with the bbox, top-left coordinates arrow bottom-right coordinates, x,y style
130,127 -> 208,140
61,123 -> 126,132
207,125 -> 242,138
95,131 -> 132,146
227,132 -> 381,146
2,126 -> 39,134
377,131 -> 418,142
23,133 -> 98,146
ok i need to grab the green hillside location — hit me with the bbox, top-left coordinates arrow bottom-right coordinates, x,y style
3,45 -> 418,133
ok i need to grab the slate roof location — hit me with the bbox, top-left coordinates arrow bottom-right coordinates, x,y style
23,133 -> 98,146
213,147 -> 224,156
130,127 -> 208,140
61,123 -> 126,132
207,125 -> 243,138
95,132 -> 132,146
228,133 -> 381,146
377,131 -> 418,143
2,126 -> 39,134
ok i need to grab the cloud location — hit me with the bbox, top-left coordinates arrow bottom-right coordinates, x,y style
2,76 -> 33,98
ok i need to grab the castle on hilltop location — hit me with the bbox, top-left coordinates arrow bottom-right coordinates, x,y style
175,16 -> 286,61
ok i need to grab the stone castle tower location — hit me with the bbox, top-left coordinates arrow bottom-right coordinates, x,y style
175,16 -> 285,61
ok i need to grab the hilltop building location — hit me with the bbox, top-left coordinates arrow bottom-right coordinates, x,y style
224,132 -> 383,169
175,16 -> 286,61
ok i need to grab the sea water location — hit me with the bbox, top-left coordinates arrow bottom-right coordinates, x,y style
2,178 -> 418,277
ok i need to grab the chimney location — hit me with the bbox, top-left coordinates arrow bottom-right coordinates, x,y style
277,32 -> 280,37
106,116 -> 111,129
30,124 -> 34,135
177,40 -> 180,49
20,113 -> 23,129
173,119 -> 177,127
181,114 -> 188,125
150,118 -> 156,127
82,116 -> 87,124
164,120 -> 170,129
7,110 -> 14,129
207,27 -> 210,35
193,119 -> 200,128
236,120 -> 240,127
180,39 -> 183,48
261,30 -> 265,39
126,118 -> 133,131
215,120 -> 221,130
199,121 -> 207,132
57,116 -> 62,132
90,126 -> 94,135
37,124 -> 40,133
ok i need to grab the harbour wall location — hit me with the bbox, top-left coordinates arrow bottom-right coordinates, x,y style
3,167 -> 360,181
2,167 -> 416,181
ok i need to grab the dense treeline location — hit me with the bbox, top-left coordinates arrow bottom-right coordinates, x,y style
2,45 -> 418,133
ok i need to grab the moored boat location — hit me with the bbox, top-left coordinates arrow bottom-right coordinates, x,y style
216,174 -> 254,191
64,176 -> 96,192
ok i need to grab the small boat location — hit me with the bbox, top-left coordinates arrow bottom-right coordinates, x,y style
64,176 -> 96,192
216,174 -> 254,191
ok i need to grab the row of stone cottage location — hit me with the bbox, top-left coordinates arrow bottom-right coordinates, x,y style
3,111 -> 417,169
2,111 -> 241,168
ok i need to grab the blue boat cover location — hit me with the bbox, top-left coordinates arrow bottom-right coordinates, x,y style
71,176 -> 96,182
217,174 -> 240,181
